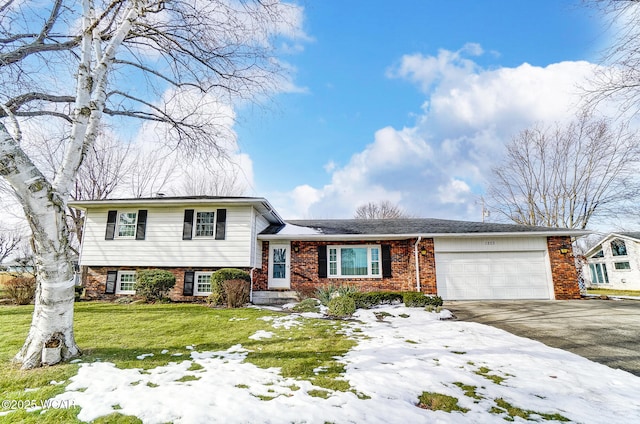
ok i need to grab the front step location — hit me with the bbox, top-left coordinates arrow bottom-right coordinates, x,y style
252,290 -> 299,305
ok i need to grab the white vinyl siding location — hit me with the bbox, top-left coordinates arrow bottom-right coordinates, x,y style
584,236 -> 640,290
434,237 -> 553,300
80,205 -> 257,267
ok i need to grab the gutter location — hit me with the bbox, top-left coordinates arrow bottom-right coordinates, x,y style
414,236 -> 422,292
249,267 -> 256,303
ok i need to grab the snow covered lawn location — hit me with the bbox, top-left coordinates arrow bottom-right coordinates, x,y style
36,305 -> 640,423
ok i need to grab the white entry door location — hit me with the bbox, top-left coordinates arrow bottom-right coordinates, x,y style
269,242 -> 291,289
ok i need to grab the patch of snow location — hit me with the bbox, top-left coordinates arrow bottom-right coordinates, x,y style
249,330 -> 275,340
161,349 -> 169,354
274,223 -> 323,235
69,359 -> 82,364
185,345 -> 194,350
136,353 -> 154,360
45,305 -> 640,424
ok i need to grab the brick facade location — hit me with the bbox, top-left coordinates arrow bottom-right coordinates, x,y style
83,266 -> 251,302
547,236 -> 581,300
253,239 -> 437,295
82,236 -> 582,301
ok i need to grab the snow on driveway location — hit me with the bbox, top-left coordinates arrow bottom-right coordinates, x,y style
50,305 -> 640,423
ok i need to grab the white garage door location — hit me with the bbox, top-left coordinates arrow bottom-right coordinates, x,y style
435,250 -> 552,300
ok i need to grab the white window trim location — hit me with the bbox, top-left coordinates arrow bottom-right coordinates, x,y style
116,270 -> 136,295
116,210 -> 138,239
328,245 -> 381,278
194,271 -> 213,296
193,210 -> 216,238
613,261 -> 632,272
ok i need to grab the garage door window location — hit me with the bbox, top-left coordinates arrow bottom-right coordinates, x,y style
589,263 -> 609,284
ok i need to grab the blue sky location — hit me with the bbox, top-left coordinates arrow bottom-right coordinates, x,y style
233,0 -> 610,221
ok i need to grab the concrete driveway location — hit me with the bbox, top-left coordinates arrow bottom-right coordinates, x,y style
445,299 -> 640,377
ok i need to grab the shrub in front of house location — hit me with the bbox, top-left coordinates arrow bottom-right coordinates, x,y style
210,268 -> 251,307
327,295 -> 356,318
3,276 -> 36,305
291,298 -> 321,313
316,283 -> 360,306
403,292 -> 443,308
350,291 -> 404,309
134,269 -> 176,302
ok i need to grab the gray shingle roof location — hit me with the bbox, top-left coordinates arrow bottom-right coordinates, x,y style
261,218 -> 582,236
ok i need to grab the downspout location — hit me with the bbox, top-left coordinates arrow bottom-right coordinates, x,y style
414,236 -> 422,292
249,267 -> 256,303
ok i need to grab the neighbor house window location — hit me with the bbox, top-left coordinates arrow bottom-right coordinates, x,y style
328,245 -> 381,278
194,272 -> 212,295
593,249 -> 604,258
611,239 -> 628,256
614,262 -> 631,270
589,263 -> 609,284
195,211 -> 215,237
117,212 -> 137,238
116,271 -> 136,294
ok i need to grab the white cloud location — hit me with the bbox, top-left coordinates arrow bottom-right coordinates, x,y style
277,45 -> 609,221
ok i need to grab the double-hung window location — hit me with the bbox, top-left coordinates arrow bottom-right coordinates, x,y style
328,245 -> 381,278
116,271 -> 136,294
195,212 -> 215,237
194,272 -> 212,295
117,212 -> 137,238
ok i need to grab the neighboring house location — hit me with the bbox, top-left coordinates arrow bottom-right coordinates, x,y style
582,233 -> 640,291
70,196 -> 587,303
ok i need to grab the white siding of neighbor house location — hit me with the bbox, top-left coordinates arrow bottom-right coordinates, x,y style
583,237 -> 640,291
79,205 -> 259,267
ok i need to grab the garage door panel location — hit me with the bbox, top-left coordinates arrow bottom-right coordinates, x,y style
436,249 -> 551,300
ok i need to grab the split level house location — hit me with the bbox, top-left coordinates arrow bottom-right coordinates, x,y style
69,196 -> 587,303
582,233 -> 640,291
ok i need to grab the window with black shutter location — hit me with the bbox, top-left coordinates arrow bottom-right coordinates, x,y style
182,210 -> 194,240
215,209 -> 227,240
183,271 -> 195,296
105,210 -> 117,240
135,210 -> 147,240
105,271 -> 117,294
382,244 -> 392,278
318,246 -> 327,278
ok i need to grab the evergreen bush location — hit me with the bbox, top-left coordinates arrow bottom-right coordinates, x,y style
134,269 -> 176,302
327,295 -> 356,318
210,269 -> 251,307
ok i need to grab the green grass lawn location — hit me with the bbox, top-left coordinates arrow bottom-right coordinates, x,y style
0,302 -> 354,423
586,288 -> 640,297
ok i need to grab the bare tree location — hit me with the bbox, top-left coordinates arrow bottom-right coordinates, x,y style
0,227 -> 22,264
0,0 -> 300,368
180,164 -> 247,196
354,200 -> 409,219
487,112 -> 640,229
584,1 -> 640,117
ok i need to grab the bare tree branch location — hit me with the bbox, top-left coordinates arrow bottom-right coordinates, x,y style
354,200 -> 410,219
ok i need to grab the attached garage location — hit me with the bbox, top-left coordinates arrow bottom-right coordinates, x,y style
434,237 -> 554,300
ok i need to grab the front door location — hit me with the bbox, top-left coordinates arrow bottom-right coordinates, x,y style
268,242 -> 291,289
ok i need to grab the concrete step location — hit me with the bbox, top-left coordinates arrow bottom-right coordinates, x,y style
252,290 -> 299,305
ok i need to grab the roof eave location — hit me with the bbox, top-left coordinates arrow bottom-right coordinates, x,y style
68,197 -> 284,225
258,230 -> 590,241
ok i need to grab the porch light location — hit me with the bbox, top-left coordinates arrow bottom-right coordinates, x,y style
559,243 -> 570,255
420,248 -> 427,256
293,245 -> 299,253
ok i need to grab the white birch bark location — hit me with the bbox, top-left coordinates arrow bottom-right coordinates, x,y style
1,0 -> 144,369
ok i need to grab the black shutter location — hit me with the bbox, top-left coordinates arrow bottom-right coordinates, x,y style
215,209 -> 227,240
105,210 -> 117,240
318,246 -> 327,278
382,244 -> 392,278
183,271 -> 195,296
135,210 -> 147,240
182,209 -> 194,240
105,271 -> 117,294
